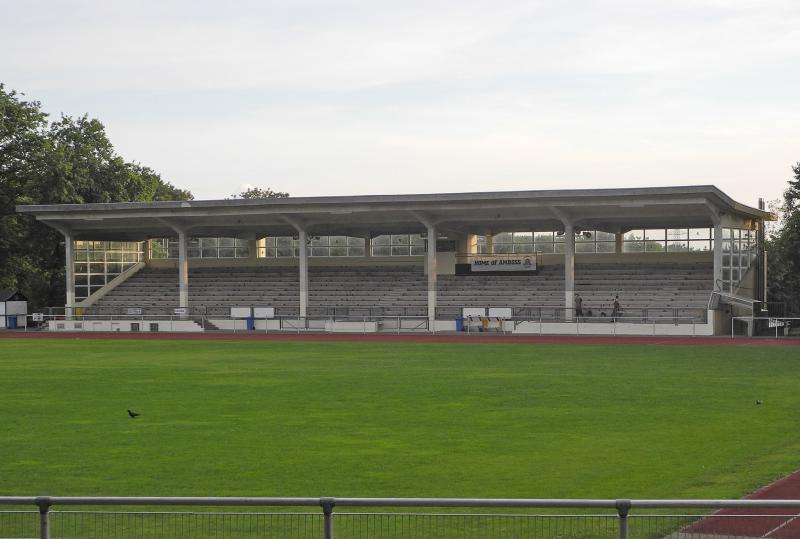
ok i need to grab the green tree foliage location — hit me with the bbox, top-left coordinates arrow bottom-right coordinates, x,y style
232,186 -> 289,199
0,84 -> 192,308
766,162 -> 800,314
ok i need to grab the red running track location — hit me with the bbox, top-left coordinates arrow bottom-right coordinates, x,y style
683,470 -> 800,538
1,331 -> 800,347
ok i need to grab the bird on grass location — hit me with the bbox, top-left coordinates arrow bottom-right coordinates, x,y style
127,409 -> 140,418
756,400 -> 764,405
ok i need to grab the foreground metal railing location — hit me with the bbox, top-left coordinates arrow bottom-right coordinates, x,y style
3,497 -> 800,539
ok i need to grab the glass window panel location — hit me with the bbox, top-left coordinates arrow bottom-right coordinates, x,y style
218,248 -> 235,258
554,232 -> 566,242
74,286 -> 89,298
89,262 -> 105,272
722,268 -> 730,280
645,241 -> 665,252
513,232 -> 533,243
74,262 -> 88,273
493,233 -> 512,243
348,237 -> 365,247
201,247 -> 217,258
576,243 -> 595,253
311,236 -> 327,246
330,247 -> 347,257
534,232 -> 554,242
89,274 -> 106,286
537,242 -> 555,254
200,238 -> 217,248
623,242 -> 644,253
89,251 -> 105,262
75,275 -> 88,286
236,247 -> 249,258
723,228 -> 732,239
410,245 -> 426,256
392,235 -> 409,245
410,234 -> 425,246
349,246 -> 365,256
731,269 -> 740,281
688,240 -> 711,252
596,242 -> 615,253
266,237 -> 277,247
391,246 -> 410,256
722,240 -> 732,253
186,247 -> 199,258
275,237 -> 292,247
723,282 -> 731,292
667,229 -> 688,240
89,285 -> 104,295
575,231 -> 593,242
329,236 -> 347,247
372,246 -> 391,256
74,250 -> 89,262
105,251 -> 123,262
106,262 -> 123,274
667,241 -> 689,252
624,230 -> 644,241
722,254 -> 730,267
309,247 -> 327,257
514,243 -> 534,254
373,235 -> 390,246
493,243 -> 513,254
276,247 -> 294,257
218,237 -> 235,247
595,231 -> 615,241
645,229 -> 666,241
554,243 -> 565,254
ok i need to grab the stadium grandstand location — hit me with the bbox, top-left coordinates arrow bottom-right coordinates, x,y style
15,185 -> 772,336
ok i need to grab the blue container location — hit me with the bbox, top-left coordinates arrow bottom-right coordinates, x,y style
246,317 -> 255,330
455,317 -> 464,331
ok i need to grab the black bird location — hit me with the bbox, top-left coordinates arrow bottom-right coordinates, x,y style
756,400 -> 764,405
127,409 -> 140,418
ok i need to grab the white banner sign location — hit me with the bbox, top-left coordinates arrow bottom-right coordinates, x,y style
470,256 -> 536,272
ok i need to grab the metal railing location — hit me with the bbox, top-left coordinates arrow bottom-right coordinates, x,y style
731,316 -> 800,338
3,496 -> 800,539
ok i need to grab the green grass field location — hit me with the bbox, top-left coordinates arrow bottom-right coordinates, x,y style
1,338 -> 799,500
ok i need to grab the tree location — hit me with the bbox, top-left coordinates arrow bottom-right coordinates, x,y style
231,187 -> 289,199
766,162 -> 800,315
0,84 -> 193,308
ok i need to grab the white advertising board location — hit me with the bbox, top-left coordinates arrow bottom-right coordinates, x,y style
230,307 -> 252,319
253,307 -> 275,319
488,308 -> 512,319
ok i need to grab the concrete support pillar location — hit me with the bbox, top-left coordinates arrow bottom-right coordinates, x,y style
713,223 -> 723,292
298,230 -> 308,318
466,234 -> 478,255
485,233 -> 494,255
364,235 -> 372,257
142,240 -> 151,264
564,224 -> 575,321
615,233 -> 623,254
248,239 -> 259,260
426,224 -> 437,331
177,230 -> 189,310
64,232 -> 75,317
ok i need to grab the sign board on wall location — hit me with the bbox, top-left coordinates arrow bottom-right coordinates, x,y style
230,307 -> 252,319
470,256 -> 536,272
253,307 -> 275,319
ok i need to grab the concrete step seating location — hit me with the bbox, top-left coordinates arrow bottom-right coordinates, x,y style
91,262 -> 712,314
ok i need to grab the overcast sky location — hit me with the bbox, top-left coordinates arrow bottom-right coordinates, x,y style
3,0 -> 799,207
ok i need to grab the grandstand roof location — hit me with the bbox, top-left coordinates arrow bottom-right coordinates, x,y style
17,185 -> 771,240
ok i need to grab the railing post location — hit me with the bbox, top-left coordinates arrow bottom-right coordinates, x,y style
616,499 -> 631,539
320,497 -> 335,539
35,496 -> 51,539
